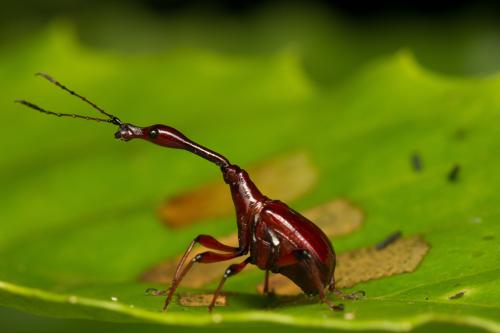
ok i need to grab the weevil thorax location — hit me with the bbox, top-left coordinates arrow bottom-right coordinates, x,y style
222,165 -> 265,206
222,165 -> 267,249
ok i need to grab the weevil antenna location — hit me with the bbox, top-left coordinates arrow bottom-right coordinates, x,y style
35,72 -> 121,124
15,99 -> 119,125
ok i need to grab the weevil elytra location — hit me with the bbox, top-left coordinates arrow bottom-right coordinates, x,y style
17,73 -> 362,312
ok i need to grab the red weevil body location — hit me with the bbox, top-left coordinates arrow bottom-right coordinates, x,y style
17,73 -> 352,312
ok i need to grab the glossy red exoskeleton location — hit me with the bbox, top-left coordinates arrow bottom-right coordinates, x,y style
17,73 -> 359,312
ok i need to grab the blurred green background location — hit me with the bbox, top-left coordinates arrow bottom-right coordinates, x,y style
2,0 -> 500,84
1,1 -> 500,332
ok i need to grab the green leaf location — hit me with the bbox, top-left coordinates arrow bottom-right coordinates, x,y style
0,25 -> 499,332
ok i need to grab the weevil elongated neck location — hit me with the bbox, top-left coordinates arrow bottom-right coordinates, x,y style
115,123 -> 230,168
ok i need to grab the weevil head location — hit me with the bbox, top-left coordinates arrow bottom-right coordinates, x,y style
114,123 -> 190,149
114,123 -> 144,141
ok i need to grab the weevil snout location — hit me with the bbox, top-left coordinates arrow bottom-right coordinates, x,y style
114,123 -> 144,141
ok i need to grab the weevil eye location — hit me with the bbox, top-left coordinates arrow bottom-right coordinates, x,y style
149,128 -> 159,139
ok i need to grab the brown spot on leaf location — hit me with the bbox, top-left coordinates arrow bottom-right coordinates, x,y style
140,199 -> 363,286
177,293 -> 226,307
256,235 -> 429,295
303,199 -> 364,237
158,151 -> 318,228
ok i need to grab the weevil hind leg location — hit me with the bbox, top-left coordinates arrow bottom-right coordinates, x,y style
328,271 -> 335,292
322,296 -> 344,312
315,272 -> 344,311
317,281 -> 344,311
273,249 -> 344,311
329,275 -> 365,300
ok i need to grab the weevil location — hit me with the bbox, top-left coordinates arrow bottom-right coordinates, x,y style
17,73 -> 361,312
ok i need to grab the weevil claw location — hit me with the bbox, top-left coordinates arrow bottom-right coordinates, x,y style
331,303 -> 344,312
145,287 -> 167,296
162,302 -> 170,312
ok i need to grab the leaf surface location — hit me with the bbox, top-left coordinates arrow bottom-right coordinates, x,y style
0,26 -> 499,332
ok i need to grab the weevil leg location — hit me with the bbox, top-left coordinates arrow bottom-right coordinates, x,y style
329,275 -> 365,300
144,288 -> 167,296
328,272 -> 335,292
163,250 -> 243,311
263,270 -> 272,296
319,289 -> 344,312
274,249 -> 344,311
208,257 -> 252,312
259,228 -> 279,297
172,235 -> 240,283
302,252 -> 344,312
158,234 -> 240,307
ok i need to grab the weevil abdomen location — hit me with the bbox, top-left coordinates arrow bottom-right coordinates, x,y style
250,200 -> 336,294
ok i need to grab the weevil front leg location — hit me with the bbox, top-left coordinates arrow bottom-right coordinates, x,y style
172,235 -> 240,282
162,235 -> 243,311
164,250 -> 244,310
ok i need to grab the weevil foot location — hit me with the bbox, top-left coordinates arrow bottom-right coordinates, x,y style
322,296 -> 344,312
264,289 -> 276,297
334,289 -> 365,300
330,303 -> 344,312
163,295 -> 174,312
145,287 -> 167,296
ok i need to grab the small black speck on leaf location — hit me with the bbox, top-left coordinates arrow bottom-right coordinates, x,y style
375,231 -> 402,250
449,291 -> 465,300
448,164 -> 460,182
411,152 -> 423,172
